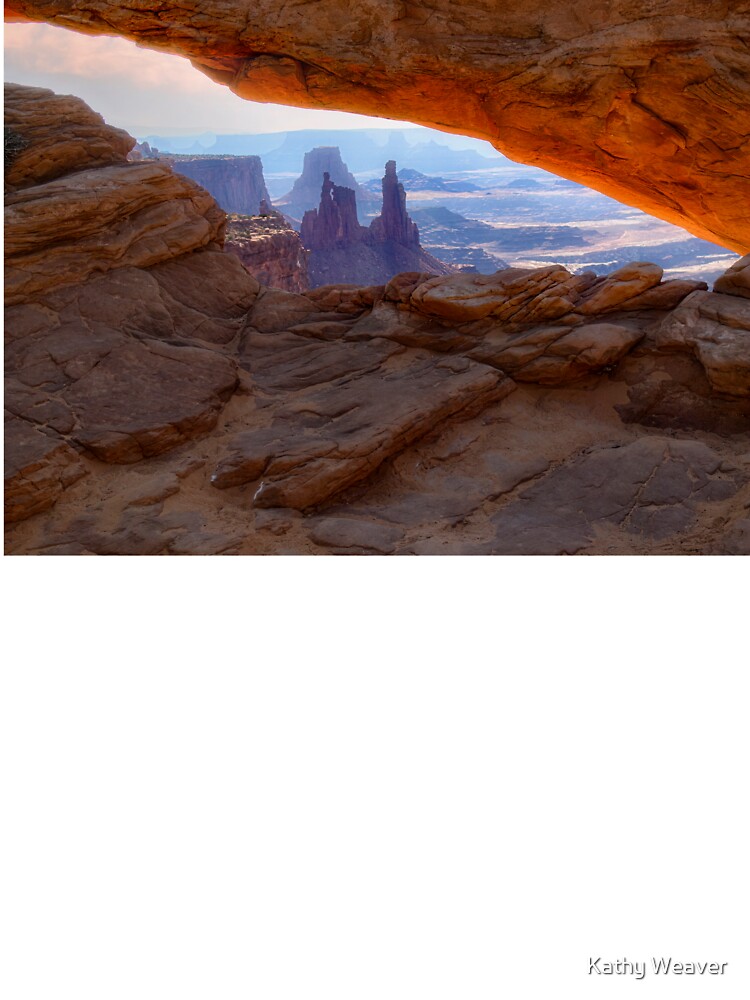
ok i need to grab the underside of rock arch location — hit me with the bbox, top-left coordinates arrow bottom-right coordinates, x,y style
5,0 -> 750,253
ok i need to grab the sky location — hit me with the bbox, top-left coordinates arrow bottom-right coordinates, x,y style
4,22 -> 418,135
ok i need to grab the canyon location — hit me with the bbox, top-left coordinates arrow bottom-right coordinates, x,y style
5,84 -> 749,555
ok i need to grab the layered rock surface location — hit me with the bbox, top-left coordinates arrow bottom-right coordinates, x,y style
5,86 -> 750,555
4,82 -> 133,190
6,1 -> 749,253
225,211 -> 310,293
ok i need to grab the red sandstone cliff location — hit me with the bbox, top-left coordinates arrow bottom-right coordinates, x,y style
225,211 -> 310,293
369,161 -> 420,248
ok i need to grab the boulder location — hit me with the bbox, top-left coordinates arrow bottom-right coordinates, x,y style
5,161 -> 226,303
655,290 -> 750,397
714,255 -> 750,300
4,82 -> 133,190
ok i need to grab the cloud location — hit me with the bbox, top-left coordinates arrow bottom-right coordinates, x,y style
5,23 -> 219,92
4,23 -> 414,133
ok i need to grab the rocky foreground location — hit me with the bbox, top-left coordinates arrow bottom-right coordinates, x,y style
5,85 -> 750,555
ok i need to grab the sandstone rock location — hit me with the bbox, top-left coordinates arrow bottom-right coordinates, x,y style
487,438 -> 745,554
73,506 -> 243,556
211,354 -> 515,508
242,331 -> 401,392
303,284 -> 384,314
9,3 -> 748,252
713,518 -> 750,555
225,212 -> 310,293
300,172 -> 365,250
4,415 -> 88,523
384,273 -> 436,305
468,322 -> 644,385
714,255 -> 750,300
409,267 -> 583,324
306,263 -> 700,384
574,262 -> 665,315
6,251 -> 258,358
5,162 -> 226,303
616,279 -> 709,312
247,286 -> 324,332
309,517 -> 404,553
615,354 -> 750,436
4,83 -> 133,190
147,251 -> 261,343
60,338 -> 238,463
656,291 -> 750,397
122,472 -> 181,507
349,448 -> 551,528
169,155 -> 270,215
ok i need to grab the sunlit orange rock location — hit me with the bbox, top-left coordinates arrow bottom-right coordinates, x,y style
5,0 -> 749,253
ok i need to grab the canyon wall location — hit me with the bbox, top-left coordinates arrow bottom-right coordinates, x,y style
169,156 -> 271,216
5,0 -> 749,253
225,211 -> 310,292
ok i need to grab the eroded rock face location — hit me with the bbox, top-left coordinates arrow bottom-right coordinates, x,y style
655,290 -> 750,397
4,82 -> 133,190
369,161 -> 419,248
212,351 -> 514,508
5,161 -> 226,303
4,85 -> 258,524
6,2 -> 749,252
169,155 -> 271,216
300,172 -> 365,250
225,211 -> 310,292
714,254 -> 750,301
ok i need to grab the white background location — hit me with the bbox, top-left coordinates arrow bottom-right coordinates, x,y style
3,559 -> 747,1000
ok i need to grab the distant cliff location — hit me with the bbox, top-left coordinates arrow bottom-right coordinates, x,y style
300,161 -> 455,287
225,210 -> 310,293
169,155 -> 271,216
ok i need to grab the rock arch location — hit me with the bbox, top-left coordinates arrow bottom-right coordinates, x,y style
5,0 -> 750,253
